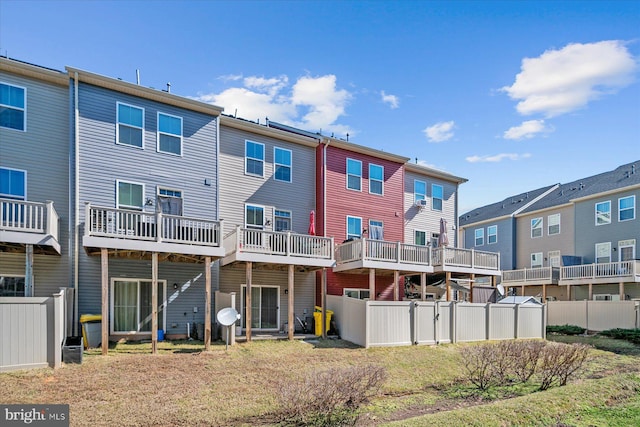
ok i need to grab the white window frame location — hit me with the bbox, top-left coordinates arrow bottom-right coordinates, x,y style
0,81 -> 26,132
487,225 -> 497,244
548,250 -> 561,268
346,158 -> 362,191
116,102 -> 144,149
618,239 -> 636,262
531,217 -> 543,238
274,209 -> 292,232
245,140 -> 265,178
414,180 -> 426,205
344,288 -> 370,299
0,167 -> 27,200
431,233 -> 440,248
368,219 -> 383,240
414,230 -> 427,246
240,284 -> 280,330
157,112 -> 183,156
245,203 -> 266,229
273,147 -> 292,183
157,187 -> 182,198
595,200 -> 611,226
116,180 -> 145,210
618,195 -> 635,222
474,228 -> 484,246
595,242 -> 611,263
368,163 -> 384,195
110,278 -> 167,334
531,252 -> 543,268
346,215 -> 362,240
0,275 -> 26,297
548,213 -> 560,235
431,184 -> 443,211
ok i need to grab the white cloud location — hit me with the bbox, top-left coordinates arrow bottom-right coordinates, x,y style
503,120 -> 552,140
502,40 -> 637,117
196,74 -> 353,136
381,91 -> 399,109
424,121 -> 455,142
466,153 -> 532,163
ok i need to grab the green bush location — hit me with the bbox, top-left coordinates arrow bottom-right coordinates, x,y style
546,324 -> 586,335
599,328 -> 640,345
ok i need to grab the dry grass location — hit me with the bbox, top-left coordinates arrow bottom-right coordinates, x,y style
1,337 -> 639,426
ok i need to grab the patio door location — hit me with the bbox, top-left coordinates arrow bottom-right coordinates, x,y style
619,240 -> 636,262
241,285 -> 279,330
111,279 -> 166,334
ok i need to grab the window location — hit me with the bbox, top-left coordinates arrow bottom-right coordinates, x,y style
414,230 -> 427,246
431,233 -> 439,248
432,184 -> 443,211
0,167 -> 26,200
245,204 -> 264,229
111,279 -> 166,334
369,219 -> 383,240
346,216 -> 362,240
117,181 -> 144,210
0,82 -> 26,131
531,252 -> 543,268
344,289 -> 370,299
116,102 -> 144,148
0,276 -> 25,297
274,147 -> 292,182
548,214 -> 560,235
369,164 -> 383,195
487,225 -> 497,244
619,196 -> 635,222
474,228 -> 484,246
595,242 -> 611,263
245,141 -> 265,177
274,209 -> 291,232
414,180 -> 426,205
346,159 -> 362,191
157,188 -> 183,216
619,240 -> 636,262
548,250 -> 561,268
157,113 -> 182,155
595,201 -> 611,225
531,217 -> 543,238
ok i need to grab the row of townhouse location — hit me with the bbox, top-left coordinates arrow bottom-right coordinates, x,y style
1,57 -> 501,351
459,162 -> 640,302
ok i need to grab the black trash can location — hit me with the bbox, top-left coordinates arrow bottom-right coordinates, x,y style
62,336 -> 83,364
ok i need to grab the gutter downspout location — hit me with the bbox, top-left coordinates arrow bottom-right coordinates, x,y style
321,137 -> 331,340
73,72 -> 79,335
215,116 -> 220,221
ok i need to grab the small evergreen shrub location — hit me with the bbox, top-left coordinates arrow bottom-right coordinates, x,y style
599,328 -> 640,345
546,324 -> 586,335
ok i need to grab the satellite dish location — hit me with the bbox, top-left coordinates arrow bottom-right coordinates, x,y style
497,284 -> 505,296
217,307 -> 240,326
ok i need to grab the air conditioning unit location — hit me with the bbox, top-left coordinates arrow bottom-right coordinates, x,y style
415,199 -> 427,209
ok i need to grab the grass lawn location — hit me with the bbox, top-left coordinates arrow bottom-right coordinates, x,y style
1,335 -> 639,426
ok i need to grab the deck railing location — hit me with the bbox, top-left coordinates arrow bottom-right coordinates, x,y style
85,203 -> 222,247
0,198 -> 59,238
335,238 -> 430,265
561,260 -> 639,281
431,247 -> 500,270
502,266 -> 560,284
225,226 -> 334,259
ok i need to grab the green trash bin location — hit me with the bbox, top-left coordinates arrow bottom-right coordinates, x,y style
80,314 -> 102,349
313,307 -> 333,336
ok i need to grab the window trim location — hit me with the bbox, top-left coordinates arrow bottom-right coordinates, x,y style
595,242 -> 612,263
531,217 -> 543,238
245,203 -> 266,229
245,140 -> 265,178
0,167 -> 27,200
414,229 -> 427,246
548,213 -> 561,235
474,228 -> 484,246
346,215 -> 362,240
595,200 -> 611,226
274,208 -> 292,232
431,184 -> 443,211
346,158 -> 362,191
618,195 -> 635,222
531,252 -> 543,268
487,225 -> 497,244
368,163 -> 384,195
0,81 -> 26,132
110,278 -> 167,335
157,112 -> 183,156
414,180 -> 426,205
116,180 -> 145,210
116,102 -> 145,149
0,275 -> 26,297
273,147 -> 292,183
344,288 -> 371,300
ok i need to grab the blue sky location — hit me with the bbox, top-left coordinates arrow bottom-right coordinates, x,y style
1,0 -> 638,213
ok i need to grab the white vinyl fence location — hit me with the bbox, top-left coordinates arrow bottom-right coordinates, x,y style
0,288 -> 73,372
327,295 -> 546,348
547,300 -> 640,331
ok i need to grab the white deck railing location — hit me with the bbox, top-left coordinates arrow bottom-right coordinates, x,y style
224,226 -> 334,259
561,260 -> 639,281
431,247 -> 500,270
335,238 -> 430,265
502,266 -> 560,284
0,198 -> 59,238
85,203 -> 222,247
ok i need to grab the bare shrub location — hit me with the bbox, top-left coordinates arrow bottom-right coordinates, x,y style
508,340 -> 546,383
537,342 -> 591,391
460,343 -> 501,390
276,364 -> 387,426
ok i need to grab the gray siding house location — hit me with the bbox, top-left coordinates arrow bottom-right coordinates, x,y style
218,116 -> 334,340
68,67 -> 224,351
1,58 -> 70,299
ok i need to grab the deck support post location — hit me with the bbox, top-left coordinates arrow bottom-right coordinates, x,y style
151,252 -> 158,355
619,281 -> 625,301
245,262 -> 252,342
469,274 -> 475,303
420,273 -> 427,301
101,248 -> 109,356
321,268 -> 327,339
288,264 -> 294,340
588,283 -> 593,301
25,245 -> 34,297
204,256 -> 211,351
369,269 -> 375,300
393,270 -> 400,301
542,284 -> 547,302
446,272 -> 452,302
